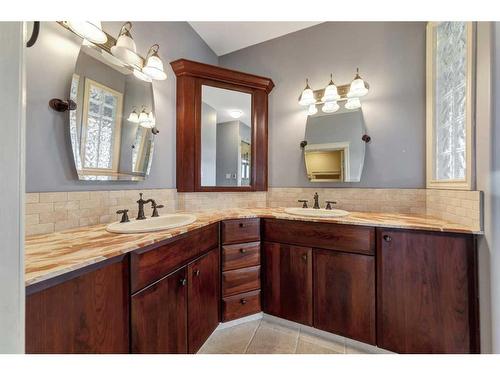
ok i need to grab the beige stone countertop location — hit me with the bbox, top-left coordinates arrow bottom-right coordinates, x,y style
25,208 -> 482,287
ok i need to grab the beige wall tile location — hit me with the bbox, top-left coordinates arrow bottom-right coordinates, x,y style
39,192 -> 68,203
26,193 -> 39,203
26,202 -> 53,214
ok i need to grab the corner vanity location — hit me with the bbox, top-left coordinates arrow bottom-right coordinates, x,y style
25,209 -> 480,354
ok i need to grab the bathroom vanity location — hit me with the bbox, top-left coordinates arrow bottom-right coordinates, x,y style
25,211 -> 479,354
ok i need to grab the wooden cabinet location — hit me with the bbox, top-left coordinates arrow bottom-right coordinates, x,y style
377,229 -> 479,353
262,242 -> 313,326
314,249 -> 375,345
187,248 -> 220,353
132,247 -> 220,354
131,267 -> 188,354
26,256 -> 130,354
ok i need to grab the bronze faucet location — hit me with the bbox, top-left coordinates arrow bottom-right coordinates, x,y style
313,192 -> 320,209
137,193 -> 156,220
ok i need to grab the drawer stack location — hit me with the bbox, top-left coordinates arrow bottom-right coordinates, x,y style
220,218 -> 261,321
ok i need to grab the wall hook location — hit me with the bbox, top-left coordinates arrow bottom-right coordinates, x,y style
49,99 -> 77,112
362,134 -> 371,143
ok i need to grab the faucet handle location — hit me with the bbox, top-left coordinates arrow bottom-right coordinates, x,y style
325,201 -> 337,210
116,209 -> 130,223
298,199 -> 308,208
151,203 -> 164,217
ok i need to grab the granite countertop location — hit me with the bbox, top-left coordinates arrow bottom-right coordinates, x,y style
25,208 -> 482,287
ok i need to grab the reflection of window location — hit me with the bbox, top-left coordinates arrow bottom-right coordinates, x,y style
426,22 -> 474,190
81,78 -> 123,171
240,140 -> 251,182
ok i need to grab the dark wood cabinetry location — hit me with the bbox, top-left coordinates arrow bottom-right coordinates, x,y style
377,229 -> 479,353
262,242 -> 313,326
187,249 -> 220,353
131,267 -> 188,354
314,249 -> 375,345
26,256 -> 130,354
131,247 -> 220,354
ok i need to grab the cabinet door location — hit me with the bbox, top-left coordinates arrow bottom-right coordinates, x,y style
262,242 -> 312,325
26,256 -> 130,354
131,267 -> 188,354
313,249 -> 375,345
377,229 -> 479,353
188,247 -> 220,353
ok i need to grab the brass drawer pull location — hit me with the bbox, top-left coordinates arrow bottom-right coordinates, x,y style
194,269 -> 200,277
239,223 -> 245,228
383,235 -> 392,242
180,278 -> 187,286
240,248 -> 246,253
240,298 -> 247,305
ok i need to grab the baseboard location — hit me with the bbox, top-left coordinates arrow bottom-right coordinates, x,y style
216,312 -> 264,330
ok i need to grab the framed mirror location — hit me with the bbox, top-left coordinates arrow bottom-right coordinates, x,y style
70,44 -> 156,181
171,59 -> 274,192
303,107 -> 367,182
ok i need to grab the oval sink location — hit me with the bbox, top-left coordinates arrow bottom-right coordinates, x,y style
284,207 -> 350,218
106,214 -> 197,234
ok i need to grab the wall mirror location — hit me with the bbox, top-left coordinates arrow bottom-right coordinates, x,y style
69,44 -> 156,181
303,107 -> 366,182
201,85 -> 252,187
171,59 -> 274,192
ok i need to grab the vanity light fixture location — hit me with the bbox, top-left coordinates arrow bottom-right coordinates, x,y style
298,69 -> 369,114
67,21 -> 107,44
111,22 -> 142,68
133,68 -> 153,83
345,97 -> 362,110
347,68 -> 369,98
229,109 -> 243,119
308,104 -> 318,115
321,74 -> 340,102
299,79 -> 316,106
127,108 -> 140,123
142,44 -> 167,81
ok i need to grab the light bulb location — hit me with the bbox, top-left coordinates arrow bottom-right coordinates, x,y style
308,104 -> 318,115
347,68 -> 368,98
142,44 -> 167,81
345,97 -> 362,110
67,21 -> 107,44
299,79 -> 316,106
321,74 -> 340,102
322,101 -> 339,113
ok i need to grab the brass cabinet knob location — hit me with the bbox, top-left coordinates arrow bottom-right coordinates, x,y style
240,248 -> 246,253
383,235 -> 392,242
240,298 -> 247,305
194,269 -> 200,277
180,278 -> 187,286
302,254 -> 308,261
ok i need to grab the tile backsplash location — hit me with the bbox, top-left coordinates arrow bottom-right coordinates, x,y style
25,187 -> 483,236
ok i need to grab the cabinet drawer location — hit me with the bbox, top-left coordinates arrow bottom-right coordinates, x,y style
222,290 -> 261,322
222,266 -> 261,296
130,223 -> 219,292
222,242 -> 260,271
221,218 -> 260,245
262,219 -> 375,255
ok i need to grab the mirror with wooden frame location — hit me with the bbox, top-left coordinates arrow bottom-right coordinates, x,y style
171,59 -> 274,192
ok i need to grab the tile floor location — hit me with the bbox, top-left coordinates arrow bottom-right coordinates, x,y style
198,315 -> 389,354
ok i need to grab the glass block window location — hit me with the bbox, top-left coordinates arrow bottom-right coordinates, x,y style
427,22 -> 473,190
82,79 -> 123,171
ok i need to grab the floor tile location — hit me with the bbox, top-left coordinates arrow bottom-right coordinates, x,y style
298,330 -> 345,354
198,320 -> 260,354
295,339 -> 343,354
245,320 -> 299,354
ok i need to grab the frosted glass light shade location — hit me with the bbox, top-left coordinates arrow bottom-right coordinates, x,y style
143,45 -> 167,81
229,110 -> 243,119
308,104 -> 318,115
127,109 -> 139,123
111,22 -> 142,67
345,97 -> 362,109
133,69 -> 152,82
322,75 -> 340,102
299,79 -> 316,106
67,21 -> 107,44
347,69 -> 368,98
322,101 -> 340,113
138,109 -> 149,123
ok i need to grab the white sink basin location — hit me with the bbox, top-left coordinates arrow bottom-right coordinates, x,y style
284,207 -> 350,218
106,214 -> 197,234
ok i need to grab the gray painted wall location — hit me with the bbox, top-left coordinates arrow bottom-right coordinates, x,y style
0,22 -> 25,353
26,21 -> 218,192
201,102 -> 217,185
216,121 -> 239,186
220,22 -> 426,188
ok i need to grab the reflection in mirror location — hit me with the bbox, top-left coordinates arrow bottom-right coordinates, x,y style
70,44 -> 155,181
201,85 -> 252,187
304,107 -> 366,182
